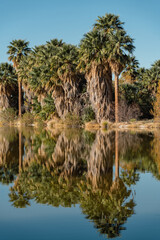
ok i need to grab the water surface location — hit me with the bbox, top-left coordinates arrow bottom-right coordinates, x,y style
0,127 -> 160,239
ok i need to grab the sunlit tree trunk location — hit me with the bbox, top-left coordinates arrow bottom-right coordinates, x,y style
18,80 -> 22,117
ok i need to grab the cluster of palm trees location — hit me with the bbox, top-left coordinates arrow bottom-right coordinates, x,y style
79,14 -> 134,122
1,13 -> 139,123
119,59 -> 160,119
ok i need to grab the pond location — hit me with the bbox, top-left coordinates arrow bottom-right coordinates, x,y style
0,126 -> 160,239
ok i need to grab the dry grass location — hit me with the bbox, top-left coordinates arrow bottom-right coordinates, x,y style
109,120 -> 160,130
47,116 -> 82,130
85,120 -> 100,130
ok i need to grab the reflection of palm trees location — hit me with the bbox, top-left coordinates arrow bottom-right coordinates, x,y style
80,180 -> 135,239
2,127 -> 160,240
7,128 -> 138,238
5,128 -> 160,239
19,130 -> 22,173
9,186 -> 30,208
0,127 -> 19,184
80,134 -> 135,239
51,130 -> 91,177
115,130 -> 119,180
118,131 -> 160,180
111,130 -> 122,191
87,130 -> 114,189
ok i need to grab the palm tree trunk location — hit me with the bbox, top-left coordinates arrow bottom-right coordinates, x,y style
18,80 -> 22,117
86,64 -> 113,123
115,130 -> 119,179
115,74 -> 119,123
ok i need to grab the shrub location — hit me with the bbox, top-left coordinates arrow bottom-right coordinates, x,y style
0,108 -> 17,123
82,106 -> 95,122
109,100 -> 141,122
32,95 -> 56,121
118,100 -> 141,122
101,120 -> 109,129
64,113 -> 82,125
130,118 -> 136,122
22,112 -> 34,125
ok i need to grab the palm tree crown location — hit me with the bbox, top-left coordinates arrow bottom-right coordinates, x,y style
7,40 -> 31,70
94,13 -> 124,33
7,40 -> 31,117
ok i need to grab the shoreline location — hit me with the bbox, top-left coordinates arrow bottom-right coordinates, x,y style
1,119 -> 160,132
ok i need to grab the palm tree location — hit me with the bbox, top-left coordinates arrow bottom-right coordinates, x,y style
0,63 -> 18,109
79,13 -> 134,123
54,43 -> 83,117
121,56 -> 139,84
108,30 -> 134,123
94,14 -> 135,123
79,29 -> 112,123
94,13 -> 124,32
148,60 -> 160,96
18,40 -> 63,113
7,40 -> 31,117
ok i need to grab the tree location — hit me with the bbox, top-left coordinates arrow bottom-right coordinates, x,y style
54,43 -> 84,118
120,56 -> 139,84
108,30 -> 134,123
79,29 -> 113,123
148,60 -> 160,97
7,40 -> 31,117
0,62 -> 18,110
19,39 -> 85,119
79,13 -> 135,123
94,14 -> 135,123
94,13 -> 124,32
153,81 -> 160,120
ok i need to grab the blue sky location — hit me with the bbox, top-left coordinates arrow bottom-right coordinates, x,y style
1,0 -> 160,68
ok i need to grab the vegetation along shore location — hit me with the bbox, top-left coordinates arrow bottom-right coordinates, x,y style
0,13 -> 160,129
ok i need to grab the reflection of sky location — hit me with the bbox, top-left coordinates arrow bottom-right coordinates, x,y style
0,172 -> 160,239
123,173 -> 160,240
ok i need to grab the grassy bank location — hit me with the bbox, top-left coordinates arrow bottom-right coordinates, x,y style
100,120 -> 160,130
1,111 -> 160,132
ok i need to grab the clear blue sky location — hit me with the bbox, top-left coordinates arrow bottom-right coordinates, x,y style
1,0 -> 160,68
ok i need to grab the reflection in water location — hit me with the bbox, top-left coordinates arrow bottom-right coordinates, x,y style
115,130 -> 119,180
0,127 -> 19,184
0,127 -> 160,238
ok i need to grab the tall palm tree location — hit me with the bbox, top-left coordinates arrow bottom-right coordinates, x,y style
108,30 -> 134,123
95,14 -> 135,123
7,40 -> 31,117
79,13 -> 134,123
79,29 -> 112,123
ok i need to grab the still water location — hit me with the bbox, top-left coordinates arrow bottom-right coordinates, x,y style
0,127 -> 160,239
